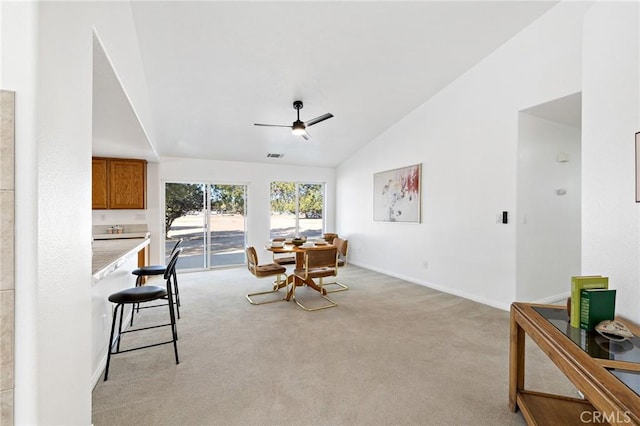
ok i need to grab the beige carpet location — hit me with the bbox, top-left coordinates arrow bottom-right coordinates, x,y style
92,265 -> 577,425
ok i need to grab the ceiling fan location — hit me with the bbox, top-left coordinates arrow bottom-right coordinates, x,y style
254,100 -> 333,140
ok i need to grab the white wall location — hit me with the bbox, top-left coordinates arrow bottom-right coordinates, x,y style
158,156 -> 335,263
336,2 -> 590,310
582,2 -> 640,322
516,113 -> 581,302
3,2 -> 153,424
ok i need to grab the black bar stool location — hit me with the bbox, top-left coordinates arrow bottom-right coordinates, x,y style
103,248 -> 181,381
131,242 -> 182,325
132,238 -> 183,312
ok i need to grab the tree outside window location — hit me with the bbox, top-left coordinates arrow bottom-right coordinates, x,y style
270,181 -> 324,238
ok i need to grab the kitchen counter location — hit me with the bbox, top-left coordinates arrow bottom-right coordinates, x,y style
92,237 -> 150,280
91,235 -> 150,385
93,231 -> 151,240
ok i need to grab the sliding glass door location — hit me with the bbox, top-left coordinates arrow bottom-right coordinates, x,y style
209,184 -> 247,267
165,182 -> 247,270
165,183 -> 206,269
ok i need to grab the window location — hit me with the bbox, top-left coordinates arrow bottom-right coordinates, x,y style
270,181 -> 324,239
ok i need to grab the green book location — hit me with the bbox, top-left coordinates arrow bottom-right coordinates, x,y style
580,289 -> 616,331
570,276 -> 608,328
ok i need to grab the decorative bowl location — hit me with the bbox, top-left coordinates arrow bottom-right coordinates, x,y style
292,237 -> 306,246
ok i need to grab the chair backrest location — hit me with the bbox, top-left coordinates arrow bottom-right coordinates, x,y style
164,247 -> 182,280
323,233 -> 338,244
246,246 -> 258,276
334,238 -> 348,257
304,246 -> 338,270
169,238 -> 184,256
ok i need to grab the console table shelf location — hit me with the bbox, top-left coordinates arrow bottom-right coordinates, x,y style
509,302 -> 640,425
517,390 -> 600,425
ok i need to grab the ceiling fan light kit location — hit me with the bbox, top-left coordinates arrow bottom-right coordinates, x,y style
292,121 -> 306,136
254,100 -> 333,140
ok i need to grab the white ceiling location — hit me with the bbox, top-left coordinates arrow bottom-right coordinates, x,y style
92,1 -> 559,167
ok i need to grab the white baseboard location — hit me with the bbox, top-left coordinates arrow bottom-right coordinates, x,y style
532,291 -> 570,305
349,261 -> 573,311
92,309 -> 134,389
349,261 -> 512,311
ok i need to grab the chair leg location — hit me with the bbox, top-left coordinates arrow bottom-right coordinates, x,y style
169,275 -> 180,320
166,287 -> 180,364
173,270 -> 181,307
168,278 -> 179,339
323,266 -> 348,292
292,278 -> 337,311
104,303 -> 123,381
130,303 -> 136,327
246,274 -> 287,305
323,280 -> 349,293
131,276 -> 143,326
245,274 -> 287,305
132,275 -> 146,325
272,275 -> 288,291
116,304 -> 126,352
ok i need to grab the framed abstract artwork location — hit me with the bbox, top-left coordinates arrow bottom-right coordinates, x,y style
373,164 -> 421,222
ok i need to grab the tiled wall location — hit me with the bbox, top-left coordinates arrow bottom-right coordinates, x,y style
0,90 -> 15,425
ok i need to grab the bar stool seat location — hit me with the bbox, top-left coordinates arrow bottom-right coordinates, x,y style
109,285 -> 167,304
132,265 -> 166,277
132,238 -> 182,287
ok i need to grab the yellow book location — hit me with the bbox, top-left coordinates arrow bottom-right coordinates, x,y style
570,275 -> 608,328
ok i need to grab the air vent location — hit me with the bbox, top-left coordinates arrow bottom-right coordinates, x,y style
267,153 -> 284,158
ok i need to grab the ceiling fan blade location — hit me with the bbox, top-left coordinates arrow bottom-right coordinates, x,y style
301,131 -> 311,140
305,113 -> 333,127
254,123 -> 292,128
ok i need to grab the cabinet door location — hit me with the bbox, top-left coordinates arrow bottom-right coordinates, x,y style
108,159 -> 147,209
137,246 -> 149,284
92,158 -> 109,209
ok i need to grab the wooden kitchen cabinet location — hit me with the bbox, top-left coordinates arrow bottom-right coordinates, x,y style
92,158 -> 109,209
92,157 -> 147,209
137,245 -> 149,284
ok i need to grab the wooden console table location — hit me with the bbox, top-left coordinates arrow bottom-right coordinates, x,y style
510,302 -> 640,425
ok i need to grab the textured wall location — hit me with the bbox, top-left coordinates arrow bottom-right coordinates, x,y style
581,2 -> 640,323
0,90 -> 15,425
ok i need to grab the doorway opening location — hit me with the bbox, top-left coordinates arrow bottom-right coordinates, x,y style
516,92 -> 582,302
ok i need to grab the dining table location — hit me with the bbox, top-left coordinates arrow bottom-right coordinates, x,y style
265,242 -> 333,301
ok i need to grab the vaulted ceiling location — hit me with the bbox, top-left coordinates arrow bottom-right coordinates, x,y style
92,1 -> 558,167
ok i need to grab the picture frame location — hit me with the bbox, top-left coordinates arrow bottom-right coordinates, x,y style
636,132 -> 640,202
373,164 -> 421,222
